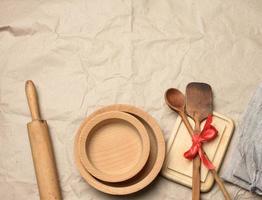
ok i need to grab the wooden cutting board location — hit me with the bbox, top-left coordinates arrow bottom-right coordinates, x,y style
161,112 -> 234,192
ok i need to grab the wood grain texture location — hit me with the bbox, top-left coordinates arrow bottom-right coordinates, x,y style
186,82 -> 213,200
186,83 -> 213,122
192,121 -> 201,200
211,170 -> 231,200
25,80 -> 41,120
25,80 -> 62,200
165,88 -> 231,199
27,121 -> 62,200
78,111 -> 150,183
179,112 -> 231,200
74,104 -> 166,195
162,112 -> 234,193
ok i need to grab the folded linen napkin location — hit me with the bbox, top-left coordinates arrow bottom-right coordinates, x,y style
222,83 -> 262,195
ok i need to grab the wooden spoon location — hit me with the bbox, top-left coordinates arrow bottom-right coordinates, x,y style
165,88 -> 231,200
165,88 -> 194,136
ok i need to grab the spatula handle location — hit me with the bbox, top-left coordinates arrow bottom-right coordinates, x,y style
25,80 -> 41,120
192,121 -> 201,200
180,112 -> 231,200
192,157 -> 201,200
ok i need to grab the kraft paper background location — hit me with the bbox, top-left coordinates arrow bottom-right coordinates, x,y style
0,0 -> 262,199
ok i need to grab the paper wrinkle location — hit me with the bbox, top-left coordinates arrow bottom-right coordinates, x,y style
0,22 -> 56,37
1,0 -> 262,199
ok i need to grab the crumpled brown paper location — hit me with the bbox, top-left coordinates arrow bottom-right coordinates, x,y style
0,0 -> 262,199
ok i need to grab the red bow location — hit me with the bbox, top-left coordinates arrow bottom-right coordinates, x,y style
184,115 -> 218,169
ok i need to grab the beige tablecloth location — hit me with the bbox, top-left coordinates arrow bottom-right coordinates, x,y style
0,0 -> 262,199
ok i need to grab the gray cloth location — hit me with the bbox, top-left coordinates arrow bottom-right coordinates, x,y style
222,83 -> 262,195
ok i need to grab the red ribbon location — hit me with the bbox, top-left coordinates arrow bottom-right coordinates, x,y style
184,115 -> 218,170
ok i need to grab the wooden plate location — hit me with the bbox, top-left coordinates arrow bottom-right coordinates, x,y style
78,111 -> 150,183
74,104 -> 165,195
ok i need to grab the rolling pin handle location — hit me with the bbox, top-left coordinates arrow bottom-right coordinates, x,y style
25,80 -> 41,120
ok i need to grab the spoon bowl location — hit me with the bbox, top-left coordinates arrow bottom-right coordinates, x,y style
165,88 -> 185,112
165,88 -> 193,135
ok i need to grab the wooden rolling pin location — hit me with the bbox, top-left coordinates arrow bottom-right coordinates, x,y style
26,80 -> 62,200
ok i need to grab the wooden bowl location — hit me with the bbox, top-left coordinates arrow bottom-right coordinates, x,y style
78,111 -> 150,183
74,104 -> 166,195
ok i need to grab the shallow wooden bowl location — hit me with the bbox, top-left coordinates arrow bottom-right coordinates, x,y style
78,111 -> 150,183
74,104 -> 165,195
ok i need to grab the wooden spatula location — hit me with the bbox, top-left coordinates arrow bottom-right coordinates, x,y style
186,82 -> 213,200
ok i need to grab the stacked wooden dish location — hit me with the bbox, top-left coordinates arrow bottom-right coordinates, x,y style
74,104 -> 166,195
